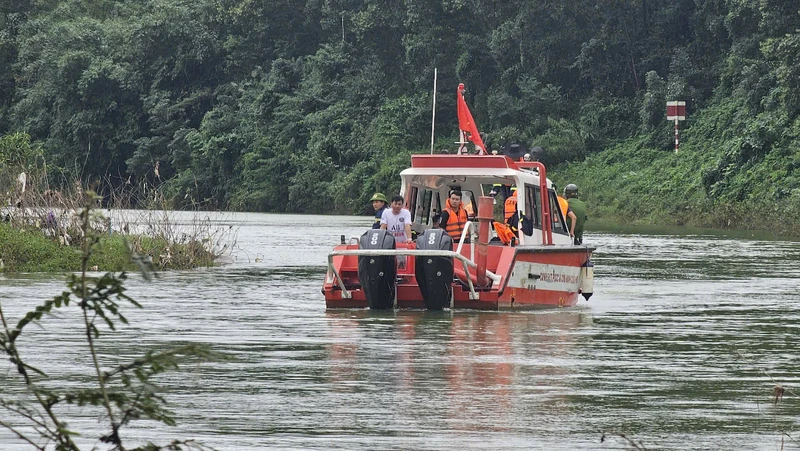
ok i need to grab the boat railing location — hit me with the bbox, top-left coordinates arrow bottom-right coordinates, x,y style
454,220 -> 476,258
326,248 -> 501,301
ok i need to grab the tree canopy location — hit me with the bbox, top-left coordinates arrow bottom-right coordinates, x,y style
1,0 -> 799,224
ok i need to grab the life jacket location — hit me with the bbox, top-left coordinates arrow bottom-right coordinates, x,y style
557,196 -> 569,222
444,207 -> 468,239
493,221 -> 516,246
504,191 -> 518,223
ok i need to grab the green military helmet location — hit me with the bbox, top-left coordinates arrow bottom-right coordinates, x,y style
370,192 -> 388,203
564,184 -> 579,198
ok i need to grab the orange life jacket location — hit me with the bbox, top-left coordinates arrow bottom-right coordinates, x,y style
493,221 -> 516,245
504,191 -> 518,223
557,196 -> 569,222
444,207 -> 468,239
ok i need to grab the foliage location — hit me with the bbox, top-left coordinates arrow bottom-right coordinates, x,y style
2,1 -> 800,233
553,95 -> 800,236
0,194 -> 218,449
0,221 -> 80,271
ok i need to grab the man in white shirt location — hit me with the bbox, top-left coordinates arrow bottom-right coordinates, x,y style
380,195 -> 413,243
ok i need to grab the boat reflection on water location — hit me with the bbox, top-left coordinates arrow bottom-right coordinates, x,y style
324,309 -> 591,431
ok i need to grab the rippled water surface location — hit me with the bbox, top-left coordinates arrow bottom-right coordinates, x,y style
2,212 -> 800,450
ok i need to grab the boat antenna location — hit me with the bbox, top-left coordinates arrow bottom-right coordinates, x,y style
430,67 -> 437,155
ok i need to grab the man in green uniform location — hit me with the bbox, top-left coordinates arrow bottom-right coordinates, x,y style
564,184 -> 587,245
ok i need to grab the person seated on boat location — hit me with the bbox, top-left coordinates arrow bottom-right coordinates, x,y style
564,184 -> 588,245
437,189 -> 469,242
369,192 -> 388,229
380,195 -> 413,244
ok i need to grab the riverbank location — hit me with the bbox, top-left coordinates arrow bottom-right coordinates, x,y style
585,219 -> 799,242
551,132 -> 800,238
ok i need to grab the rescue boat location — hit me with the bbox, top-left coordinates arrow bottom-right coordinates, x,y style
322,84 -> 595,310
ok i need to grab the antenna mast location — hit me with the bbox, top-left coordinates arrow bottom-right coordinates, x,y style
430,68 -> 437,154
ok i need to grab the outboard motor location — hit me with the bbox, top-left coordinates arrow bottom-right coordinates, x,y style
357,229 -> 397,309
414,229 -> 454,310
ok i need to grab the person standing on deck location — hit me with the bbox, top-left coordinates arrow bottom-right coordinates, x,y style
380,195 -> 413,244
437,190 -> 469,241
554,184 -> 578,239
504,187 -> 518,224
369,192 -> 388,229
564,184 -> 588,245
503,187 -> 521,236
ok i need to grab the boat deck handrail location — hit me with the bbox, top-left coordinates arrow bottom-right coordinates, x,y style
454,220 -> 475,256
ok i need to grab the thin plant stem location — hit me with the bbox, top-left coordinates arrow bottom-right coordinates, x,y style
0,419 -> 44,449
0,304 -> 78,450
78,201 -> 122,448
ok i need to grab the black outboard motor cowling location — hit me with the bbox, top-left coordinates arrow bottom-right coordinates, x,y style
414,229 -> 454,310
357,229 -> 397,309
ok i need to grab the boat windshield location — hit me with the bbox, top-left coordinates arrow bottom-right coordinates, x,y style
408,186 -> 478,227
523,185 -> 569,236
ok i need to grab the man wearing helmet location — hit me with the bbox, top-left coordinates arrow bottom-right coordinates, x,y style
564,184 -> 588,245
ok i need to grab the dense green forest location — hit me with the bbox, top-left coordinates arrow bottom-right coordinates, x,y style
2,0 -> 800,233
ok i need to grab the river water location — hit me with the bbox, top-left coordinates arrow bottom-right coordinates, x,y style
2,212 -> 800,450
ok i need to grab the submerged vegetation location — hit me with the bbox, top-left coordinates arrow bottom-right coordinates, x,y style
0,221 -> 218,272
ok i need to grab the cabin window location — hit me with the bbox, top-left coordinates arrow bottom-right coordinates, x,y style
524,185 -> 541,229
459,190 -> 476,218
549,190 -> 569,235
408,187 -> 419,221
412,188 -> 441,226
443,188 -> 476,219
521,185 -> 570,236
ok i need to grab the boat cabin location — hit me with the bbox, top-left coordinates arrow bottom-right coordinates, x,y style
401,154 -> 573,246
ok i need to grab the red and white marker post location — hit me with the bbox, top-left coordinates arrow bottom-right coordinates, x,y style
666,101 -> 686,153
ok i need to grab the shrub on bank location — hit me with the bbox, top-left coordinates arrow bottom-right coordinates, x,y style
2,137 -> 224,272
0,222 -> 80,272
0,222 -> 217,273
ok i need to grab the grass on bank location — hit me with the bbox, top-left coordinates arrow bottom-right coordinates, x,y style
0,222 -> 216,273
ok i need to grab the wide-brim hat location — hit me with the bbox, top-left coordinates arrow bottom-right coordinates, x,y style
370,192 -> 388,203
